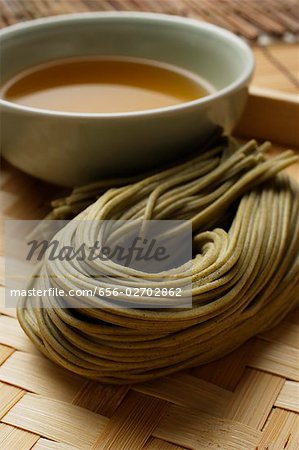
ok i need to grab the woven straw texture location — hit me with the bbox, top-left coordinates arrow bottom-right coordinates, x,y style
1,1 -> 299,449
0,149 -> 298,450
1,0 -> 299,42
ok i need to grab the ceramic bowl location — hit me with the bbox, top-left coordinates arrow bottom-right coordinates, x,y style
0,12 -> 254,186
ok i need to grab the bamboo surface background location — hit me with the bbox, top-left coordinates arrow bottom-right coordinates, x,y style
0,1 -> 299,449
1,0 -> 298,96
0,0 -> 299,42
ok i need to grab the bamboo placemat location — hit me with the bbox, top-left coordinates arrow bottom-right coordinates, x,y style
1,2 -> 299,449
0,0 -> 299,43
1,0 -> 299,96
0,150 -> 298,450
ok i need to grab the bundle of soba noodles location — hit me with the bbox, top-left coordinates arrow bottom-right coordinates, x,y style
18,138 -> 299,384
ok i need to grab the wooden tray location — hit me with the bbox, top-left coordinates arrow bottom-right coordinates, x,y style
0,88 -> 298,450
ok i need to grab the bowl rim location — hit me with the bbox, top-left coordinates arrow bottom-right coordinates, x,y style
0,11 -> 255,119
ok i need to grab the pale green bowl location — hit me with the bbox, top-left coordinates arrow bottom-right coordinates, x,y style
0,12 -> 254,186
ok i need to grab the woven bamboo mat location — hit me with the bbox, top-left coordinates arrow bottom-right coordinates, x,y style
0,0 -> 299,42
1,0 -> 299,96
0,150 -> 298,450
1,2 -> 299,449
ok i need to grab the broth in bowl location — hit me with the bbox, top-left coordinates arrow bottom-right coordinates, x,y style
1,56 -> 213,113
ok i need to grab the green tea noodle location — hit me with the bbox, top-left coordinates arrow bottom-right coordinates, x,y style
17,139 -> 299,384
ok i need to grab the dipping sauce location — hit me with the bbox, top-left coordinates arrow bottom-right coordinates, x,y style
1,57 -> 212,113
